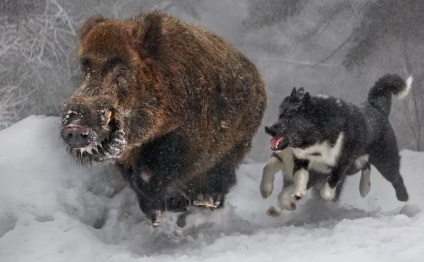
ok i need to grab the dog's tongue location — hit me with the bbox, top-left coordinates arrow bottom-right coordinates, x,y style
270,137 -> 285,148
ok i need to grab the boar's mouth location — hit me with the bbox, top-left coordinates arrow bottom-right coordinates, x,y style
63,117 -> 127,165
75,128 -> 126,164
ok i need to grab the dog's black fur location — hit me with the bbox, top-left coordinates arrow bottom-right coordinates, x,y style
265,74 -> 410,203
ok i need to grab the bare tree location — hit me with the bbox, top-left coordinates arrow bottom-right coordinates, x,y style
343,0 -> 424,151
244,0 -> 307,29
0,0 -> 206,129
0,0 -> 79,128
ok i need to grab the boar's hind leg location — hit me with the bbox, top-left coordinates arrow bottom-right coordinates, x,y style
193,144 -> 246,209
193,163 -> 237,209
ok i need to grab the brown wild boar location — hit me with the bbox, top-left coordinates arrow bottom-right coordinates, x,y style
61,11 -> 266,227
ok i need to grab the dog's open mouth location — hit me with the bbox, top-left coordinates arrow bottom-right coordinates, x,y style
270,137 -> 288,151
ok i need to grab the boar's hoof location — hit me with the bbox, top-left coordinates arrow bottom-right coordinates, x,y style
151,210 -> 163,228
193,193 -> 223,208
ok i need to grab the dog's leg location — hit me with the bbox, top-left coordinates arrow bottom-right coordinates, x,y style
293,168 -> 309,200
320,181 -> 337,200
280,148 -> 295,180
359,162 -> 371,197
267,177 -> 296,216
368,127 -> 409,201
334,175 -> 346,201
260,152 -> 285,198
371,154 -> 409,202
321,163 -> 351,201
291,158 -> 309,200
260,149 -> 294,198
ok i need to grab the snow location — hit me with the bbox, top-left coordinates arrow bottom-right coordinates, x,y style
1,116 -> 424,262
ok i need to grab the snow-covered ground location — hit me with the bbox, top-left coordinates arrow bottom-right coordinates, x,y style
0,116 -> 423,262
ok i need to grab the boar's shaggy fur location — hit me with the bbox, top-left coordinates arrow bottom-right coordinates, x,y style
61,11 -> 266,226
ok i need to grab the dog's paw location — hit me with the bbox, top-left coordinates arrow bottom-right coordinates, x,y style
320,182 -> 336,201
278,185 -> 297,211
260,180 -> 274,199
293,189 -> 306,201
280,200 -> 296,211
266,206 -> 282,217
395,187 -> 409,202
285,201 -> 297,211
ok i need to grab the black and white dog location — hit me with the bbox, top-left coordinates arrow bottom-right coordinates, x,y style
261,74 -> 411,214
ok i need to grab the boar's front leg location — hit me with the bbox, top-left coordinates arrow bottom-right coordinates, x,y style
123,166 -> 193,227
116,163 -> 165,227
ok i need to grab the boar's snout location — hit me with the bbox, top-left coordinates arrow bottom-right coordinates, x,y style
61,124 -> 92,148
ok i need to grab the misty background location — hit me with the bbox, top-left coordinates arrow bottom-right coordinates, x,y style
0,0 -> 423,162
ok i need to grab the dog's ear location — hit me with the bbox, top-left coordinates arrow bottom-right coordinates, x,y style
289,87 -> 299,103
301,92 -> 312,109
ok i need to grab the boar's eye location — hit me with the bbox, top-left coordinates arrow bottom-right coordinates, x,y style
80,58 -> 91,75
99,109 -> 113,124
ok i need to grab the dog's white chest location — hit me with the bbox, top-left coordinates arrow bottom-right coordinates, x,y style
292,132 -> 344,170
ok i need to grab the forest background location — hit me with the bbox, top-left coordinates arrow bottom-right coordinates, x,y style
1,0 -> 422,161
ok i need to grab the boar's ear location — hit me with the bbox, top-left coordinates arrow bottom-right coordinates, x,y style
79,15 -> 107,41
133,12 -> 163,57
289,87 -> 298,102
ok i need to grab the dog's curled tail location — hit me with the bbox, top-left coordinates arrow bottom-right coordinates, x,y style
368,74 -> 412,116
